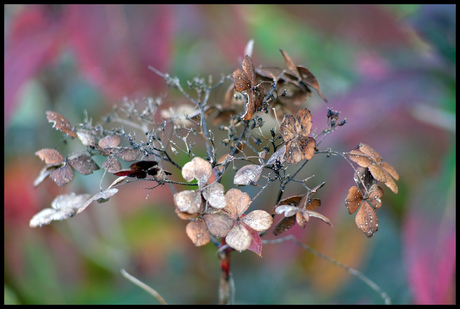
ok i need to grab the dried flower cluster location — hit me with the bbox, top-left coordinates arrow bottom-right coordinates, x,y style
30,42 -> 399,302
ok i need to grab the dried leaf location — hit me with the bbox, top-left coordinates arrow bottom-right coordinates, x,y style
233,55 -> 265,121
345,186 -> 362,215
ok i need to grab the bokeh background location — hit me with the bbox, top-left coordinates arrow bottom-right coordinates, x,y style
4,4 -> 455,304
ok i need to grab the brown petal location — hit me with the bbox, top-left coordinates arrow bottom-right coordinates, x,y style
358,143 -> 382,163
46,111 -> 77,138
242,55 -> 256,86
98,135 -> 121,149
383,173 -> 399,194
306,198 -> 321,211
68,153 -> 100,175
348,149 -> 372,168
355,202 -> 379,238
296,211 -> 307,228
296,108 -> 313,138
50,163 -> 74,187
233,68 -> 251,92
345,186 -> 362,215
368,164 -> 387,183
299,136 -> 316,161
285,140 -> 302,164
381,161 -> 399,181
297,66 -> 328,102
186,219 -> 210,247
280,49 -> 299,78
116,148 -> 141,162
35,148 -> 64,165
102,156 -> 122,173
224,188 -> 251,218
280,115 -> 297,142
368,184 -> 384,209
273,216 -> 296,236
203,212 -> 234,238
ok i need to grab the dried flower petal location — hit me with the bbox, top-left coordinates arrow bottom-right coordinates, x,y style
224,188 -> 251,218
102,156 -> 122,173
186,219 -> 210,247
226,223 -> 252,252
30,192 -> 92,227
202,182 -> 227,209
98,135 -> 121,149
35,148 -> 64,165
182,157 -> 213,188
116,148 -> 141,162
355,201 -> 379,238
233,55 -> 265,121
68,153 -> 100,175
50,162 -> 74,187
273,216 -> 296,236
46,111 -> 77,138
233,164 -> 263,186
203,212 -> 234,238
174,190 -> 202,214
348,143 -> 399,193
241,210 -> 273,232
280,108 -> 316,164
76,130 -> 97,146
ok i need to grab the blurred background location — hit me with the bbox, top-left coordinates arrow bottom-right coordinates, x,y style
4,4 -> 455,304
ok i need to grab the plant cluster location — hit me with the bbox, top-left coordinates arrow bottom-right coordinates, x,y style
30,42 -> 399,303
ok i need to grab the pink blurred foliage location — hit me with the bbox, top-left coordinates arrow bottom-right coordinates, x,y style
281,4 -> 410,48
403,182 -> 456,304
4,5 -> 175,126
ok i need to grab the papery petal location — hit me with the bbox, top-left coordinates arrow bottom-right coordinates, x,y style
226,224 -> 252,251
242,210 -> 273,232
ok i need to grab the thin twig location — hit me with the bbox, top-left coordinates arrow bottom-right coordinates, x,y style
262,236 -> 391,304
120,269 -> 168,305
